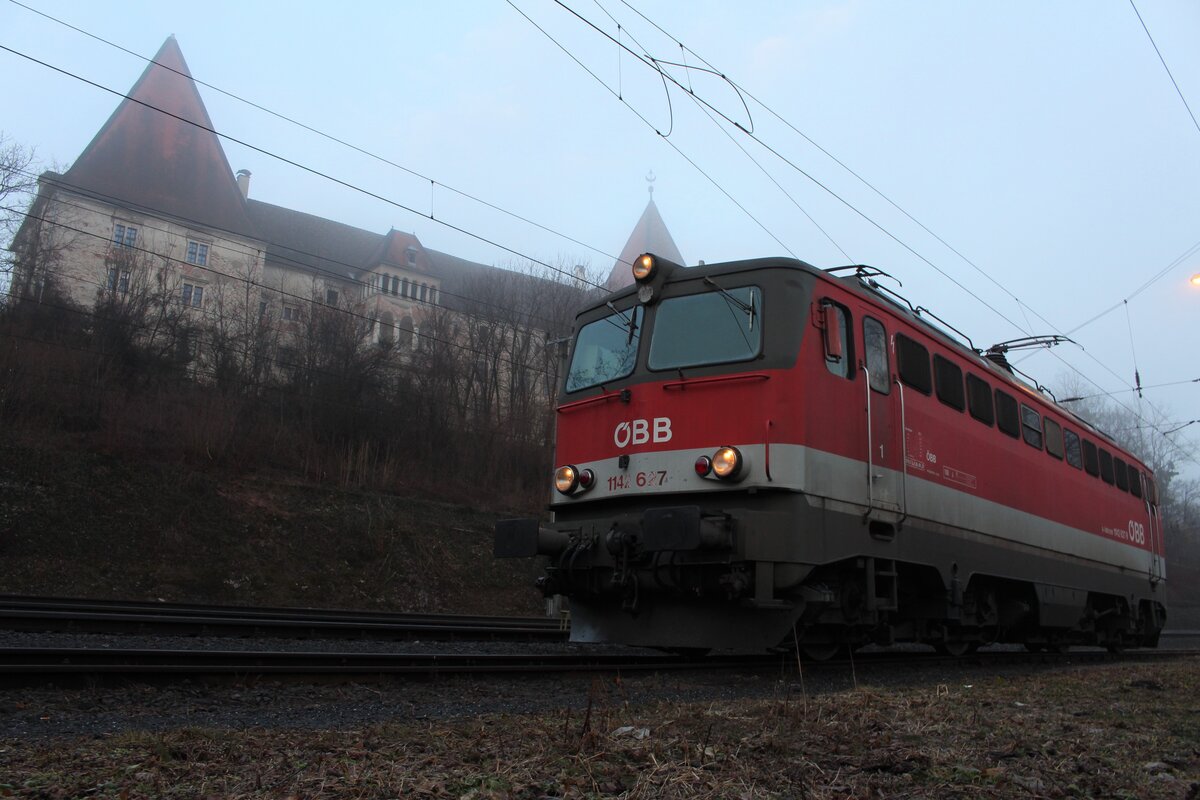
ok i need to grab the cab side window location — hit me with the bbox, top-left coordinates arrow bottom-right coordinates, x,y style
863,317 -> 890,394
820,301 -> 853,379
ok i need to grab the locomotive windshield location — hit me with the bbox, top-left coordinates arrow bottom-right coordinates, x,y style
565,306 -> 643,392
648,285 -> 762,370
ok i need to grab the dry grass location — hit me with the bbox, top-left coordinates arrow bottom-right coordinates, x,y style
1,660 -> 1197,799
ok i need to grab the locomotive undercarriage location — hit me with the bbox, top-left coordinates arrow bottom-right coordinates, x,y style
497,491 -> 1166,654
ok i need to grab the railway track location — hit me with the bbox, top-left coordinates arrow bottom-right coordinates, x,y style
0,595 -> 566,642
0,596 -> 1194,683
1,641 -> 1195,683
0,646 -> 780,681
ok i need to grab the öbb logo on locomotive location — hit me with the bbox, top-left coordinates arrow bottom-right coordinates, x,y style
613,417 -> 672,448
496,252 -> 1166,656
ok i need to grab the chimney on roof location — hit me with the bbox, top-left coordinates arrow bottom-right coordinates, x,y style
236,169 -> 251,199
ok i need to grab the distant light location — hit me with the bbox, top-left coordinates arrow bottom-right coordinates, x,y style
1191,273 -> 1200,287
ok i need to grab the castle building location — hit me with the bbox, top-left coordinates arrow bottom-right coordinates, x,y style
11,36 -> 683,363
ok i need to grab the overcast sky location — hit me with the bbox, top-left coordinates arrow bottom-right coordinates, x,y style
1,0 -> 1197,478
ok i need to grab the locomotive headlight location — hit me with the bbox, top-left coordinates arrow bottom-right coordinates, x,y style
554,465 -> 579,494
632,253 -> 657,282
711,446 -> 743,480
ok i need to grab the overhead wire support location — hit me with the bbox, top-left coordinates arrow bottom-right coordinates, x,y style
548,0 -> 1023,333
504,0 -> 793,256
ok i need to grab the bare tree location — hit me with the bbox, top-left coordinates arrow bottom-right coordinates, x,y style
0,133 -> 36,241
1055,374 -> 1200,542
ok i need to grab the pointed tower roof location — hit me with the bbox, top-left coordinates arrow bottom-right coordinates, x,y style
60,36 -> 255,238
605,181 -> 684,291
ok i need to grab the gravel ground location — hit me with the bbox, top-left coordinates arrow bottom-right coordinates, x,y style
3,628 -> 1194,743
2,636 -> 1197,798
2,628 -> 1196,744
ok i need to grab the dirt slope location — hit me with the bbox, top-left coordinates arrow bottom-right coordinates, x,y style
0,435 -> 545,615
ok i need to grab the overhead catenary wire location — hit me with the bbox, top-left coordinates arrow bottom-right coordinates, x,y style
0,41 -> 613,296
590,0 -> 852,262
503,0 -> 799,260
550,0 -> 1198,470
1060,377 -> 1200,404
545,0 -> 1028,333
1128,0 -> 1200,141
5,0 -> 1171,407
3,0 -> 628,274
6,165 -> 581,332
2,5 -> 1194,472
4,202 -> 565,381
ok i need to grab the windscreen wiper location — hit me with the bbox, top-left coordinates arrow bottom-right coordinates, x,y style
703,277 -> 757,331
606,301 -> 639,344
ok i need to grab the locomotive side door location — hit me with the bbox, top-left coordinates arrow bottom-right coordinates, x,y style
861,316 -> 905,523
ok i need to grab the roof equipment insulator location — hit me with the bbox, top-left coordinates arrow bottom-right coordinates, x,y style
985,350 -> 1014,373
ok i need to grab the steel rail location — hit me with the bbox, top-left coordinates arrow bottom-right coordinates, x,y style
1,643 -> 1194,683
0,595 -> 566,642
0,647 -> 772,678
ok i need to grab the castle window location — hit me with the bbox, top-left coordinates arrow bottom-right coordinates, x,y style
391,276 -> 399,295
398,315 -> 414,349
419,283 -> 428,302
106,268 -> 130,293
112,223 -> 137,248
185,240 -> 209,266
282,304 -> 301,322
181,283 -> 204,308
405,246 -> 417,266
326,288 -> 339,305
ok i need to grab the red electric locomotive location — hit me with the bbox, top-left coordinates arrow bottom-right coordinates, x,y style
496,254 -> 1166,655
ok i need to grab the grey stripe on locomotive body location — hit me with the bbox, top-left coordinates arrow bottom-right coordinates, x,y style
553,443 -> 1158,578
522,257 -> 1164,651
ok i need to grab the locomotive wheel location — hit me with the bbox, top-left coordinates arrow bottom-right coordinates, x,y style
801,643 -> 841,661
935,640 -> 972,657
